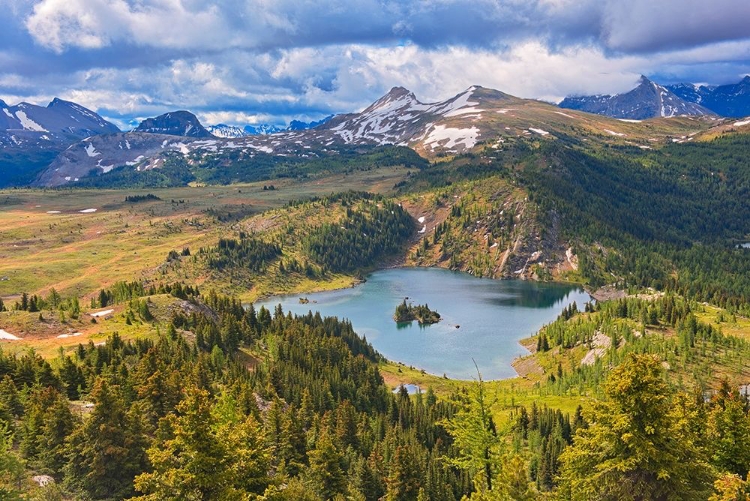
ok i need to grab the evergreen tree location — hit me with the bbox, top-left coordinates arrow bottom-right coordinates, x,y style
307,434 -> 346,499
707,389 -> 750,477
0,423 -> 24,500
558,353 -> 715,500
442,370 -> 501,492
386,444 -> 423,501
64,378 -> 147,499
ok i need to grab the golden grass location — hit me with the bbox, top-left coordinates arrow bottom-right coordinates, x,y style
0,167 -> 410,302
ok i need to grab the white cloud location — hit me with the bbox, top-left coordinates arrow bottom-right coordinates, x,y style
3,0 -> 750,126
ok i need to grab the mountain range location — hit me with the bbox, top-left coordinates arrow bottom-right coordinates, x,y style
560,75 -> 750,119
666,76 -> 750,117
559,76 -> 714,119
3,75 -> 750,187
207,116 -> 333,138
33,84 -> 728,187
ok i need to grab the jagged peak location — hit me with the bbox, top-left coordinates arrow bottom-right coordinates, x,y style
48,97 -> 69,107
385,86 -> 414,98
361,86 -> 422,116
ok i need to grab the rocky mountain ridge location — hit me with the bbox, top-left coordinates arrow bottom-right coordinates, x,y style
667,76 -> 750,117
0,98 -> 119,149
559,76 -> 714,119
207,116 -> 335,138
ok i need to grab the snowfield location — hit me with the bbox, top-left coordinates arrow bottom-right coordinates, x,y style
424,125 -> 480,150
15,111 -> 47,132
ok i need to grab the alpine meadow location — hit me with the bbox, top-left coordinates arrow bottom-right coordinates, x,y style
1,1 -> 750,500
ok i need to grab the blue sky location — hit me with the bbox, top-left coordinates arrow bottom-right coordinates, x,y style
1,0 -> 749,129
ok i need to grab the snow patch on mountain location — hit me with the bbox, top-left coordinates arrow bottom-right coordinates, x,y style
424,125 -> 479,149
528,128 -> 549,136
440,88 -> 482,117
207,124 -> 247,138
15,111 -> 47,132
85,143 -> 100,157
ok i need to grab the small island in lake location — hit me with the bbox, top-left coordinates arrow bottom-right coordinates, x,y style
394,300 -> 441,325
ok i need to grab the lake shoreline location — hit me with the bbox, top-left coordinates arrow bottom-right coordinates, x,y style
255,267 -> 591,382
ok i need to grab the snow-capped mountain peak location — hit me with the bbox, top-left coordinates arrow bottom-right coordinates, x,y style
207,124 -> 247,138
560,76 -> 714,119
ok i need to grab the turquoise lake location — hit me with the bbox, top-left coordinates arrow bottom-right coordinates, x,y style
255,267 -> 591,380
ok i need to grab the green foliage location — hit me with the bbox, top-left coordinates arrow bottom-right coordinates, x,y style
707,382 -> 750,477
0,422 -> 24,500
709,473 -> 750,501
133,388 -> 270,500
124,193 -> 161,203
303,199 -> 414,273
441,371 -> 501,492
558,353 -> 715,500
394,300 -> 441,325
74,156 -> 197,188
64,379 -> 149,499
20,387 -> 75,476
522,138 -> 750,307
205,233 -> 282,272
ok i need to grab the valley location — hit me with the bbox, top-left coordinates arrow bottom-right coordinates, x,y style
1,84 -> 749,500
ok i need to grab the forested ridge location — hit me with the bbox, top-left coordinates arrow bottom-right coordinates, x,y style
0,289 -> 473,499
523,136 -> 750,309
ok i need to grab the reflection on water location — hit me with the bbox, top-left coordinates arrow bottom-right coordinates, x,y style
477,281 -> 583,308
255,267 -> 591,380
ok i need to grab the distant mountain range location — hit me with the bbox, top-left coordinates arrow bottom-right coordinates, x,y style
559,76 -> 714,119
4,75 -> 750,187
666,76 -> 750,117
560,75 -> 750,119
207,116 -> 333,138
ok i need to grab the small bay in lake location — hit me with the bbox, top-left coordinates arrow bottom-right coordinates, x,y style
255,267 -> 591,380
